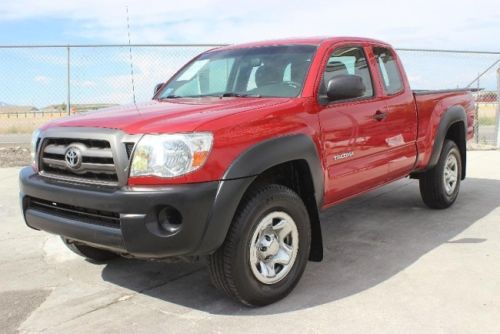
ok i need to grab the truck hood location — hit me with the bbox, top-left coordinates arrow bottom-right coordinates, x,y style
43,98 -> 290,134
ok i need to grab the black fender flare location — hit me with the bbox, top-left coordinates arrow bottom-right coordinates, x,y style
223,134 -> 324,205
196,134 -> 325,258
427,105 -> 467,179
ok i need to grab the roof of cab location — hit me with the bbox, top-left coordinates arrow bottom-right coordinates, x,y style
209,36 -> 390,52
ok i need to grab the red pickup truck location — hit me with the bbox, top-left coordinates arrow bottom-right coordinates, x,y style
20,37 -> 475,306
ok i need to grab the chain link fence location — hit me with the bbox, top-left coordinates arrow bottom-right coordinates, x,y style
396,48 -> 499,146
0,44 -> 498,146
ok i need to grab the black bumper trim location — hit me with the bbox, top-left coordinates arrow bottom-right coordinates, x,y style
25,209 -> 125,252
19,167 -> 228,258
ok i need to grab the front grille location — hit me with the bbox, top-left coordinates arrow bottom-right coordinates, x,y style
39,138 -> 119,186
28,197 -> 120,228
124,142 -> 135,159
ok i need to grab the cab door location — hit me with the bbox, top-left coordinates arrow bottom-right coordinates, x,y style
371,46 -> 418,179
317,45 -> 392,204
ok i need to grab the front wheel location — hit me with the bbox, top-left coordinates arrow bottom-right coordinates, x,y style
419,139 -> 462,209
208,184 -> 311,306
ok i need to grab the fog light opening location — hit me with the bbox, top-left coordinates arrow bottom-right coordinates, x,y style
158,207 -> 182,234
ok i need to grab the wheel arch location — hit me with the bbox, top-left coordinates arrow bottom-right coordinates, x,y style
248,159 -> 324,261
427,105 -> 467,180
223,134 -> 324,206
199,134 -> 325,261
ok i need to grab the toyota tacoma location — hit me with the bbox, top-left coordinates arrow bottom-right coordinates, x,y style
20,37 -> 475,306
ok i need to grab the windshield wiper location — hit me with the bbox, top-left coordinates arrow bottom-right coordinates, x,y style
159,94 -> 182,99
160,93 -> 261,99
219,92 -> 261,98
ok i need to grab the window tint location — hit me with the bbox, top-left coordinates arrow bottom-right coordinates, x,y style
373,47 -> 403,94
175,58 -> 234,96
160,45 -> 316,98
319,46 -> 373,101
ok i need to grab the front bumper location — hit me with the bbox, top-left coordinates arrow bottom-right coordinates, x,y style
19,167 -> 226,258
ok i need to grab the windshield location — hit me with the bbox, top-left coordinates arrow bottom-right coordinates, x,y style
158,45 -> 317,99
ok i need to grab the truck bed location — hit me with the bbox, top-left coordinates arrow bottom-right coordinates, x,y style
412,89 -> 475,170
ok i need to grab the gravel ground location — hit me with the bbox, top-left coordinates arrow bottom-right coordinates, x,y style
0,134 -> 31,144
0,144 -> 31,168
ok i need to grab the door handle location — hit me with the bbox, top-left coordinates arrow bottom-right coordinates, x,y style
373,110 -> 387,121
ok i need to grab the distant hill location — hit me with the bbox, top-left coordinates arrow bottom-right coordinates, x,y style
73,104 -> 117,112
41,103 -> 117,113
0,103 -> 117,114
0,104 -> 38,113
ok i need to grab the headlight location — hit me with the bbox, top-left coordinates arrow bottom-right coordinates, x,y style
130,132 -> 213,178
30,129 -> 41,164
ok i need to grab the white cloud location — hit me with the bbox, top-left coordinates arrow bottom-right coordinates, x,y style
0,0 -> 499,50
73,80 -> 97,88
33,75 -> 51,85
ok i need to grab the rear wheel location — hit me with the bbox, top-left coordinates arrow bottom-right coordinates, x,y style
208,184 -> 311,306
61,237 -> 118,262
419,139 -> 462,209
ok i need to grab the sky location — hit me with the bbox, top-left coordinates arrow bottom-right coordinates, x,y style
0,0 -> 499,49
0,0 -> 499,107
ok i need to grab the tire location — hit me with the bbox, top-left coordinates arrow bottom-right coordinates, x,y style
208,184 -> 311,306
61,237 -> 118,262
419,139 -> 462,209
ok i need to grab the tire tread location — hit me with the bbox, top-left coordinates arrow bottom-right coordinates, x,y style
208,184 -> 306,306
419,139 -> 461,209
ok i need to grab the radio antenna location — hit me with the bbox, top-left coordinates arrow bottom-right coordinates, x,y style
126,6 -> 137,105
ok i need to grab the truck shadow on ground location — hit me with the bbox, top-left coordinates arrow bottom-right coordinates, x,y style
101,177 -> 499,315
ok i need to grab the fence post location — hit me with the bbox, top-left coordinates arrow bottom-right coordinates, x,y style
496,67 -> 500,148
474,74 -> 480,144
67,46 -> 71,116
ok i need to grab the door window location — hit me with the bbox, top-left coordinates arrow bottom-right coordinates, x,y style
319,46 -> 374,101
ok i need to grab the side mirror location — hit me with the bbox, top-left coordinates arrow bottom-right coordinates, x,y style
154,83 -> 164,95
326,75 -> 366,101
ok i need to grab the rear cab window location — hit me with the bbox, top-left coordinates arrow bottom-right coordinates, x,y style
373,47 -> 404,95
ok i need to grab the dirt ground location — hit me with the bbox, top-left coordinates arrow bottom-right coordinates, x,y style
0,113 -> 65,134
0,144 -> 31,167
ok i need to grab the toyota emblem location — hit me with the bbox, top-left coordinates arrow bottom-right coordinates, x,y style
65,147 -> 82,169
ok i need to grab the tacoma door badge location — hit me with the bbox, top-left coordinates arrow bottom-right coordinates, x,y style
334,151 -> 354,161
